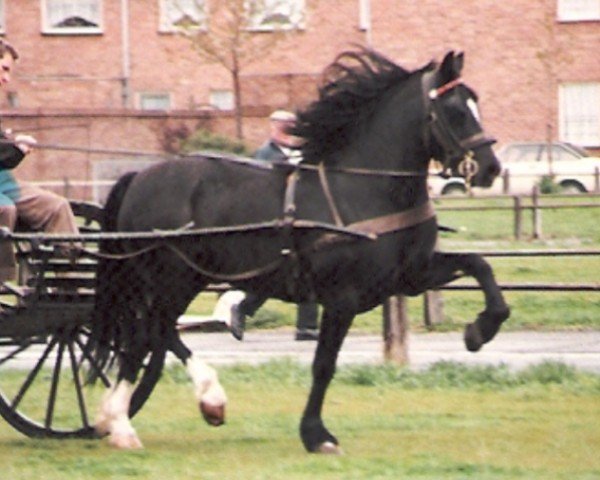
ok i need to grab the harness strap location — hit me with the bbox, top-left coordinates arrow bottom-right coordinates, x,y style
345,200 -> 436,237
311,201 -> 436,250
317,162 -> 344,227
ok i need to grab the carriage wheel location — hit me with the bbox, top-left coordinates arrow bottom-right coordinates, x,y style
0,322 -> 165,439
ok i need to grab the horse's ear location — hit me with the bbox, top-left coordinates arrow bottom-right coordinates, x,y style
440,51 -> 463,82
454,52 -> 464,74
440,51 -> 455,82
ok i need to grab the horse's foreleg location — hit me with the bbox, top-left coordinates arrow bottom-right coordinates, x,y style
426,252 -> 510,351
300,307 -> 354,454
169,333 -> 227,426
95,379 -> 143,449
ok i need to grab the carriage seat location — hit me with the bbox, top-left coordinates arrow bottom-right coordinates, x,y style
1,201 -> 102,307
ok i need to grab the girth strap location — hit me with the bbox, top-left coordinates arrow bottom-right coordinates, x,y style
346,200 -> 436,237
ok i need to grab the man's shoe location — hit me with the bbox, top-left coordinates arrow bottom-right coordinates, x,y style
295,329 -> 319,341
229,304 -> 246,341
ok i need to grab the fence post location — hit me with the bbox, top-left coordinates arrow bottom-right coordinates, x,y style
513,196 -> 522,240
502,169 -> 510,194
423,290 -> 444,327
383,295 -> 409,365
595,166 -> 599,193
532,186 -> 542,239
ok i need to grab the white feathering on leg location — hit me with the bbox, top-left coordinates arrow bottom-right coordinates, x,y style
211,290 -> 246,327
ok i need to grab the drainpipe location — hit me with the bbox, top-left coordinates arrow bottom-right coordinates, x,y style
360,0 -> 372,46
121,0 -> 131,108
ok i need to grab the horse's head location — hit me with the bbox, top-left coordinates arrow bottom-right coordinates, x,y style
423,51 -> 500,187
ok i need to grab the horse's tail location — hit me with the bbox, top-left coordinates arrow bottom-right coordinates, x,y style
102,171 -> 137,233
87,171 -> 138,379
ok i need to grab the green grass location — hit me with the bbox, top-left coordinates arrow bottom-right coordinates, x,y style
1,361 -> 599,480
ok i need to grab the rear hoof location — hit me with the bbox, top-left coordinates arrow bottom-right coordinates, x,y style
464,322 -> 483,352
317,441 -> 343,455
108,433 -> 144,450
200,401 -> 225,426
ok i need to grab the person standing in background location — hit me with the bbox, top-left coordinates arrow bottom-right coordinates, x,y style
223,110 -> 320,341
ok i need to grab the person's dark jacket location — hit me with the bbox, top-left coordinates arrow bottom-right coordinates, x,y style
0,125 -> 25,169
254,141 -> 288,162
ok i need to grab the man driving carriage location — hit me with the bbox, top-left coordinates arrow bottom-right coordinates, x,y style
0,39 -> 80,284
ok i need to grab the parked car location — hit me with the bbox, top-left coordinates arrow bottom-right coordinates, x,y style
429,142 -> 600,195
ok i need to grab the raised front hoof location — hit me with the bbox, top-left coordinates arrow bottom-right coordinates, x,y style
464,322 -> 484,352
108,432 -> 144,450
200,401 -> 225,426
316,441 -> 343,455
464,307 -> 510,352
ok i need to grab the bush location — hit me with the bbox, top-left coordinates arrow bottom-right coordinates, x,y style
180,128 -> 251,156
538,175 -> 561,194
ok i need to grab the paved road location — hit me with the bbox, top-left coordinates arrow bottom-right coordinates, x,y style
2,328 -> 598,373
177,329 -> 600,373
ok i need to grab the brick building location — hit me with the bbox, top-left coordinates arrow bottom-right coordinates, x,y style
0,0 -> 598,200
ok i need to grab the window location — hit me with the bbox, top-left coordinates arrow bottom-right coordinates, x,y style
42,0 -> 102,34
247,0 -> 305,30
559,83 -> 600,147
139,92 -> 171,110
159,0 -> 206,32
557,0 -> 600,21
0,0 -> 5,34
209,90 -> 234,110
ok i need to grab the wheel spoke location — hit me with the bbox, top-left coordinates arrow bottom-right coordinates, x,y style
45,338 -> 65,429
74,335 -> 112,388
68,340 -> 90,429
11,336 -> 58,410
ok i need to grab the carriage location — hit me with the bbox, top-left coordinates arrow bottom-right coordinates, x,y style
0,200 -> 171,439
0,48 -> 509,452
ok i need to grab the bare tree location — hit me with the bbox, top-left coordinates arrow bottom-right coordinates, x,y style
171,0 -> 306,139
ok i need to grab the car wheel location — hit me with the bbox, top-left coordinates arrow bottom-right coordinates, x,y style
559,180 -> 586,194
441,183 -> 467,196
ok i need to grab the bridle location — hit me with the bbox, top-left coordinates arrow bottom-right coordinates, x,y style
421,70 -> 496,186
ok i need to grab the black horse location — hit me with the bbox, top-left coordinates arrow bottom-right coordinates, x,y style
90,48 -> 509,451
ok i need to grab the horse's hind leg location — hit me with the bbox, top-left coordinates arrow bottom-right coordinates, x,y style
169,332 -> 227,426
424,252 -> 510,351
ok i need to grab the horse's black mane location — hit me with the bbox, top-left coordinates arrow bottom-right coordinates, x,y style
294,48 -> 433,164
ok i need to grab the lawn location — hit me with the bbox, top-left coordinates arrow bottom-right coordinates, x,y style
1,361 -> 599,480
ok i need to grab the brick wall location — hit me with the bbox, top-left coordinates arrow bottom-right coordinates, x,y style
1,0 -> 598,195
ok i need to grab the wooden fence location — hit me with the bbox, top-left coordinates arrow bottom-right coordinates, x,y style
384,248 -> 600,363
434,189 -> 600,240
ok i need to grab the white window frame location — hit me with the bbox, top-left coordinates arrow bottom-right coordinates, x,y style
559,82 -> 600,147
557,0 -> 600,22
247,0 -> 305,31
139,92 -> 172,111
209,90 -> 234,110
159,0 -> 207,33
0,0 -> 5,34
41,0 -> 103,35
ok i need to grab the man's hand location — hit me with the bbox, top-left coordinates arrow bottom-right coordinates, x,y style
14,134 -> 37,154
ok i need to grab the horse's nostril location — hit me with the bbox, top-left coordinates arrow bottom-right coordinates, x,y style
489,162 -> 501,177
